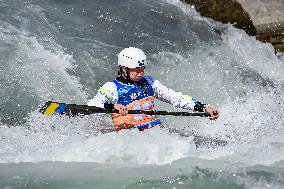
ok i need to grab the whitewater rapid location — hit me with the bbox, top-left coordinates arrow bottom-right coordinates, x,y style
0,0 -> 283,188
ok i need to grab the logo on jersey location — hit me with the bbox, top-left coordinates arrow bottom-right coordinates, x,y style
130,93 -> 137,100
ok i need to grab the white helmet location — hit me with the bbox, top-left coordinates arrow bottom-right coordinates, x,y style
118,47 -> 147,68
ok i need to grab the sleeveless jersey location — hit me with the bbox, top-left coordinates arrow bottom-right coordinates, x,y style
112,78 -> 161,130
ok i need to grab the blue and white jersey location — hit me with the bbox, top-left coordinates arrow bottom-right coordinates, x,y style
88,76 -> 198,111
113,77 -> 155,105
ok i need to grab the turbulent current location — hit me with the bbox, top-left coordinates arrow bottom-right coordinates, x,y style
0,0 -> 284,188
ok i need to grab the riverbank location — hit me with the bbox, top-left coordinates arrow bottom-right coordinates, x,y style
182,0 -> 284,52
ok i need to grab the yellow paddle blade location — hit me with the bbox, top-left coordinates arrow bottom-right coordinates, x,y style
41,102 -> 59,115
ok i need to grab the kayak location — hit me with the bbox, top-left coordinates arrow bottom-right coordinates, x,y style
40,101 -> 227,148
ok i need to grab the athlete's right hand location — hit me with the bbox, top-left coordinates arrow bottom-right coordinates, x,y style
114,104 -> 128,116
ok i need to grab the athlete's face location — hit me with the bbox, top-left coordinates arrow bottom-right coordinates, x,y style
128,67 -> 145,81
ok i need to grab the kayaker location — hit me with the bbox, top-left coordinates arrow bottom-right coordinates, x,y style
87,47 -> 219,130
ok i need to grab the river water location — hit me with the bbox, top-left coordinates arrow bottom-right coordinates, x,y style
0,0 -> 284,188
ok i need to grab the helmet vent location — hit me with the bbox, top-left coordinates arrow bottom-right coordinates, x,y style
123,54 -> 133,59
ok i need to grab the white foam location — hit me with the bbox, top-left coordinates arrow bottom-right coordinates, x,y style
1,116 -> 194,165
222,27 -> 284,83
13,35 -> 88,103
0,0 -> 283,168
53,127 -> 192,165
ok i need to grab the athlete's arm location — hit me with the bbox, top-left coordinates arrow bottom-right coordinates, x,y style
87,82 -> 118,108
144,76 -> 198,109
87,82 -> 128,115
144,76 -> 219,119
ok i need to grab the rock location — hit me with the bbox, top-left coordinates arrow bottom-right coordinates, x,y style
182,0 -> 257,35
256,31 -> 284,52
182,0 -> 284,53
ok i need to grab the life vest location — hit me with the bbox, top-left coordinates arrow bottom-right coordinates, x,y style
112,78 -> 161,130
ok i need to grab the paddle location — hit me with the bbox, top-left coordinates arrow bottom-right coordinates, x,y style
39,101 -> 227,148
40,101 -> 210,117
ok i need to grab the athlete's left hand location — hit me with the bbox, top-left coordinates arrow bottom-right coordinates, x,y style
205,105 -> 219,120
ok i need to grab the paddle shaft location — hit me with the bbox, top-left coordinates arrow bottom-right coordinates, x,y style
62,104 -> 210,117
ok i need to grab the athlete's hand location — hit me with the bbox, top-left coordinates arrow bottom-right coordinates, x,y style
114,104 -> 128,116
205,105 -> 219,120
